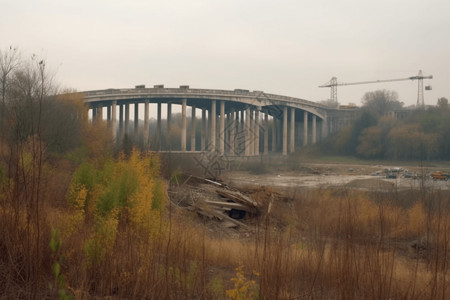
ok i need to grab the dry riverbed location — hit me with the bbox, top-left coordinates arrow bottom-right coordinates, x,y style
222,162 -> 450,191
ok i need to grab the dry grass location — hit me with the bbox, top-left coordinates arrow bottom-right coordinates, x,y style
1,161 -> 450,299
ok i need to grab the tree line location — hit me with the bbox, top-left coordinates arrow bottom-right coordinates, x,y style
319,90 -> 450,160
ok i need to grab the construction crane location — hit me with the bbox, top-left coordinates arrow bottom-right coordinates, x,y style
319,70 -> 433,107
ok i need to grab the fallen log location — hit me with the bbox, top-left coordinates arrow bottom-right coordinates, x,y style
205,200 -> 257,214
216,189 -> 259,209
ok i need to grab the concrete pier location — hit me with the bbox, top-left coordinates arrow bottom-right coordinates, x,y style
201,108 -> 206,151
191,106 -> 196,151
254,109 -> 259,155
111,101 -> 117,139
144,100 -> 149,147
303,111 -> 308,146
290,108 -> 295,153
283,107 -> 287,155
312,115 -> 317,144
245,107 -> 251,156
157,103 -> 161,150
264,113 -> 268,154
181,99 -> 187,151
229,108 -> 235,154
219,101 -> 225,155
210,100 -> 216,151
167,103 -> 172,150
134,103 -> 139,136
124,103 -> 129,136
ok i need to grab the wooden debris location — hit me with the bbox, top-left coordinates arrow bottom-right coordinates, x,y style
171,174 -> 261,229
204,200 -> 256,214
215,189 -> 259,210
204,178 -> 224,186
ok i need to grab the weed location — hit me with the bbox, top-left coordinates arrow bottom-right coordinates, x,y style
226,266 -> 259,300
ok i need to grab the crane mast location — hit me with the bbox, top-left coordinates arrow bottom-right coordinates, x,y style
319,70 -> 433,107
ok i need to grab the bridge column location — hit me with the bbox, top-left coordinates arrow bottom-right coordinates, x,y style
157,103 -> 161,150
98,105 -> 103,121
226,112 -> 230,153
234,110 -> 247,156
119,104 -> 124,138
219,101 -> 225,155
144,100 -> 149,148
201,109 -> 206,151
111,101 -> 117,140
245,107 -> 251,156
272,117 -> 276,152
250,108 -> 255,156
254,109 -> 260,155
224,112 -> 229,152
191,105 -> 196,151
303,111 -> 308,146
167,103 -> 172,150
181,99 -> 187,151
321,118 -> 328,140
290,108 -> 295,153
230,108 -> 235,154
134,103 -> 139,139
312,115 -> 317,144
210,100 -> 216,151
264,113 -> 268,154
91,105 -> 97,121
277,117 -> 281,152
124,103 -> 130,136
107,105 -> 111,121
283,107 -> 288,155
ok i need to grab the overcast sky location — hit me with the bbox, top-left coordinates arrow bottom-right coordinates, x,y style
2,0 -> 449,107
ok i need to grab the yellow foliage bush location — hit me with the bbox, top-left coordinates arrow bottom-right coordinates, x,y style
226,267 -> 259,300
62,148 -> 167,269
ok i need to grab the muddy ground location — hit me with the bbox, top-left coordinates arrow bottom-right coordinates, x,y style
222,162 -> 450,192
167,161 -> 450,263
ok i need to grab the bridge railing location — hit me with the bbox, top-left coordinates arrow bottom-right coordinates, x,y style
83,88 -> 328,109
84,88 -> 256,97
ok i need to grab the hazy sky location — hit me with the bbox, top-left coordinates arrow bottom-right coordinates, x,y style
2,0 -> 449,107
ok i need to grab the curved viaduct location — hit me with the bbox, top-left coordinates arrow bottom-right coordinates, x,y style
83,86 -> 355,156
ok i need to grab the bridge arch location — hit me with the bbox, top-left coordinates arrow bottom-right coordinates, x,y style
83,87 -> 345,156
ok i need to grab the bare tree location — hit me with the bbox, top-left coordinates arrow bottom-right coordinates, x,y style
0,47 -> 21,149
0,51 -> 61,289
0,47 -> 20,103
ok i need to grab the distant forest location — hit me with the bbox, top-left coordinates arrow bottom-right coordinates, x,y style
318,90 -> 450,160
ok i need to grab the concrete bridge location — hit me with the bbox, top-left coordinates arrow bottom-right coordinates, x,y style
83,86 -> 355,156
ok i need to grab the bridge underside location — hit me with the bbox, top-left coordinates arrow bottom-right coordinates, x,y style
89,98 -> 327,156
